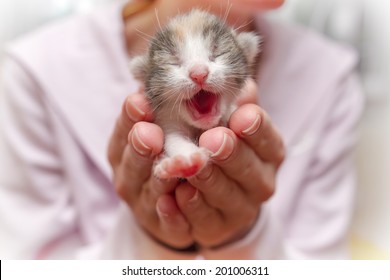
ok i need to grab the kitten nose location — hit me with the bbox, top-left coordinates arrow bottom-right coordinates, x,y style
189,65 -> 209,85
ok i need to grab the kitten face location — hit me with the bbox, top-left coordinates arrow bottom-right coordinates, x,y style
130,10 -> 260,130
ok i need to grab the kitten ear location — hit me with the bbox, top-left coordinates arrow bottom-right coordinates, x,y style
129,55 -> 148,81
236,32 -> 261,64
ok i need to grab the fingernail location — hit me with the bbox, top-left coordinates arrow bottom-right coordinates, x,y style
131,128 -> 152,156
195,164 -> 213,181
187,188 -> 199,204
126,96 -> 146,122
241,114 -> 261,136
156,205 -> 170,219
211,133 -> 234,161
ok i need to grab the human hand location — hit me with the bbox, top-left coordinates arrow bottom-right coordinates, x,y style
108,80 -> 284,250
173,80 -> 285,248
107,93 -> 195,249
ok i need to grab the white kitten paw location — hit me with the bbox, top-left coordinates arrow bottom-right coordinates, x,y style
154,148 -> 210,179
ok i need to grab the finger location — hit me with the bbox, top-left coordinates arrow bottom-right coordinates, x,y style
188,164 -> 259,230
115,121 -> 163,202
108,92 -> 153,169
175,182 -> 227,247
155,194 -> 193,248
119,147 -> 192,248
229,104 -> 285,166
132,190 -> 193,249
199,127 -> 276,203
236,79 -> 258,106
187,164 -> 251,213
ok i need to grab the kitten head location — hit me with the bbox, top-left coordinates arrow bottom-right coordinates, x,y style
130,9 -> 260,130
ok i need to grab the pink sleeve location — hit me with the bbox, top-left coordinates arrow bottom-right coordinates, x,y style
0,56 -> 84,259
282,73 -> 364,259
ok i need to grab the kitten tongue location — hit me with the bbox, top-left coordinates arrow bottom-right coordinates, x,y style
190,90 -> 218,115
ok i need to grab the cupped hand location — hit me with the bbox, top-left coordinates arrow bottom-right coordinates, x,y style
107,93 -> 194,249
107,80 -> 285,250
175,80 -> 285,248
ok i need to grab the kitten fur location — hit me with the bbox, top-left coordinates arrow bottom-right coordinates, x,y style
130,9 -> 260,179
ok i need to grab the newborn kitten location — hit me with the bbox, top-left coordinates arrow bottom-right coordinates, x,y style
130,9 -> 260,179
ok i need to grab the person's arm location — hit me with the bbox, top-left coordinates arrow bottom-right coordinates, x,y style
282,73 -> 364,259
0,56 -> 87,259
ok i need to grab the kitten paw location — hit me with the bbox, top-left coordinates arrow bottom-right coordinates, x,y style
154,149 -> 210,179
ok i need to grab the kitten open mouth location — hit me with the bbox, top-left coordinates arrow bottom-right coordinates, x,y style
186,90 -> 219,120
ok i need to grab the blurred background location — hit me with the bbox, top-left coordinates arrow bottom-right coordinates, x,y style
0,0 -> 389,259
269,0 -> 390,259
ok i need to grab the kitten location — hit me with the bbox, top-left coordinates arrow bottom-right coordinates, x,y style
130,9 -> 260,179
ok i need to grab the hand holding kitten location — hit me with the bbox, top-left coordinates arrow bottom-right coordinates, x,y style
107,79 -> 285,249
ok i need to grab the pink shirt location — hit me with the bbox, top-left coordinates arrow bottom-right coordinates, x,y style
0,2 -> 364,259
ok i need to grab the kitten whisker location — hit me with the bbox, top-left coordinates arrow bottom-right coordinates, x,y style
155,8 -> 163,31
233,18 -> 254,33
223,1 -> 233,25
